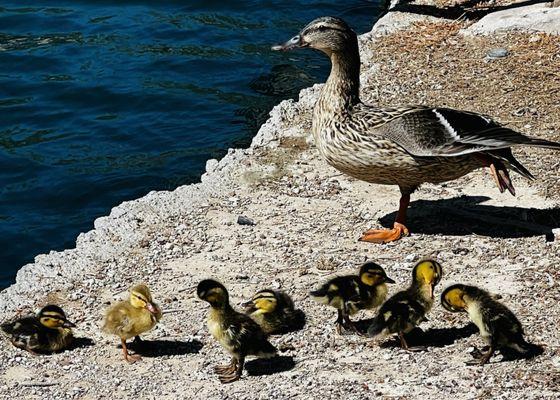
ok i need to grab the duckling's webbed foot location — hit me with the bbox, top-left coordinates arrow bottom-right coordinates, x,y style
121,339 -> 142,363
466,345 -> 494,365
218,358 -> 243,384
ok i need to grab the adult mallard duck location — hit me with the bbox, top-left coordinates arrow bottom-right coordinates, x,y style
273,17 -> 560,243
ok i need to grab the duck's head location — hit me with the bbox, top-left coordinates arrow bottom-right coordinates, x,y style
129,284 -> 159,315
243,289 -> 280,315
441,284 -> 469,312
272,16 -> 357,56
197,279 -> 229,308
413,259 -> 443,299
37,305 -> 76,329
359,262 -> 395,287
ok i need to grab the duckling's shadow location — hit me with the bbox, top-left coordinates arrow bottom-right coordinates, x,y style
127,339 -> 203,357
379,195 -> 560,240
376,324 -> 479,349
245,355 -> 295,376
67,337 -> 95,351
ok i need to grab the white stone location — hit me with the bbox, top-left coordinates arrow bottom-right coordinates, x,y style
461,4 -> 560,36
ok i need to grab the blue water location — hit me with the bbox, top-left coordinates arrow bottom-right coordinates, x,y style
0,1 -> 382,288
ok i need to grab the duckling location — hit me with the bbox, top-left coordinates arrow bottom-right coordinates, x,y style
367,259 -> 442,350
102,283 -> 162,363
310,262 -> 395,335
243,289 -> 306,335
1,305 -> 75,354
273,17 -> 560,243
441,284 -> 543,365
197,279 -> 277,383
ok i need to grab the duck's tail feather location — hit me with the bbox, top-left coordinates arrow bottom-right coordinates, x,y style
510,338 -> 544,358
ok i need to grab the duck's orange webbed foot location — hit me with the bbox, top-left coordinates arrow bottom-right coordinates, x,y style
359,222 -> 409,243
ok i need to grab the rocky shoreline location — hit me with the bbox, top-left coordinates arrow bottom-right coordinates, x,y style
1,2 -> 559,399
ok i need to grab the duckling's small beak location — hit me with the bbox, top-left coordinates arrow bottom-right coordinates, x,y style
241,300 -> 256,313
63,320 -> 76,328
146,302 -> 158,314
271,34 -> 307,51
385,276 -> 396,284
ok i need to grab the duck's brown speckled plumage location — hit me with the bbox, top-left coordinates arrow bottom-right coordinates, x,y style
275,16 -> 560,242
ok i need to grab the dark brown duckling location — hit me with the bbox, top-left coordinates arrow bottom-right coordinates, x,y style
367,259 -> 442,350
310,262 -> 395,334
441,284 -> 543,365
197,279 -> 277,383
1,305 -> 75,354
243,289 -> 306,335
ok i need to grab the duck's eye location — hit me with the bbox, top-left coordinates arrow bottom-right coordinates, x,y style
317,26 -> 328,32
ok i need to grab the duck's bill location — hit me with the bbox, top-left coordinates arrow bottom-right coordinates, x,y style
271,34 -> 307,51
146,302 -> 158,314
385,277 -> 396,284
241,300 -> 256,313
63,320 -> 76,328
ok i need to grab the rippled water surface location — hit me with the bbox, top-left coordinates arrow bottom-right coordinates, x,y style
0,1 -> 382,288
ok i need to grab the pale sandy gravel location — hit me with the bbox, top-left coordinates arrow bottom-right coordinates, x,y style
1,12 -> 559,400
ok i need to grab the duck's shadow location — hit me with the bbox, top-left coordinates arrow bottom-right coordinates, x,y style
378,324 -> 479,349
353,318 -> 478,348
127,339 -> 204,357
245,355 -> 296,376
379,195 -> 560,240
67,337 -> 95,351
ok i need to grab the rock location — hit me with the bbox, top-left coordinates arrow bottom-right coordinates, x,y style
485,48 -> 509,60
461,4 -> 560,36
237,215 -> 256,226
369,12 -> 450,37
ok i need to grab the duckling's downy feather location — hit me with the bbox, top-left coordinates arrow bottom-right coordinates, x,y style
208,307 -> 276,358
103,301 -> 161,340
1,317 -> 73,353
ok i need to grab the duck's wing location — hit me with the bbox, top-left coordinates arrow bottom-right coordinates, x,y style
353,105 -> 560,157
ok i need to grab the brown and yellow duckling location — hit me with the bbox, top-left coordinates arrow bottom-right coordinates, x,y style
1,305 -> 75,354
243,289 -> 306,335
273,17 -> 560,243
102,283 -> 162,363
197,279 -> 277,384
441,284 -> 543,365
310,262 -> 395,335
368,260 -> 442,350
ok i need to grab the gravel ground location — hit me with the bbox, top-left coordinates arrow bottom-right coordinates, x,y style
1,8 -> 559,400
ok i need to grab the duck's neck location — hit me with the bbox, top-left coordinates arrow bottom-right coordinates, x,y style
321,46 -> 361,114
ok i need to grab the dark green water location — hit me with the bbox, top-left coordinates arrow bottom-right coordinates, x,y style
0,1 -> 383,288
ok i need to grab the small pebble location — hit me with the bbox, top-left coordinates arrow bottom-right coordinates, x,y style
237,215 -> 256,226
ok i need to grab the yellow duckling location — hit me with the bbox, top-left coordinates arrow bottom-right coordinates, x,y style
367,259 -> 442,350
441,284 -> 543,365
310,262 -> 395,334
1,305 -> 75,354
197,279 -> 277,383
102,283 -> 162,363
243,289 -> 306,335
